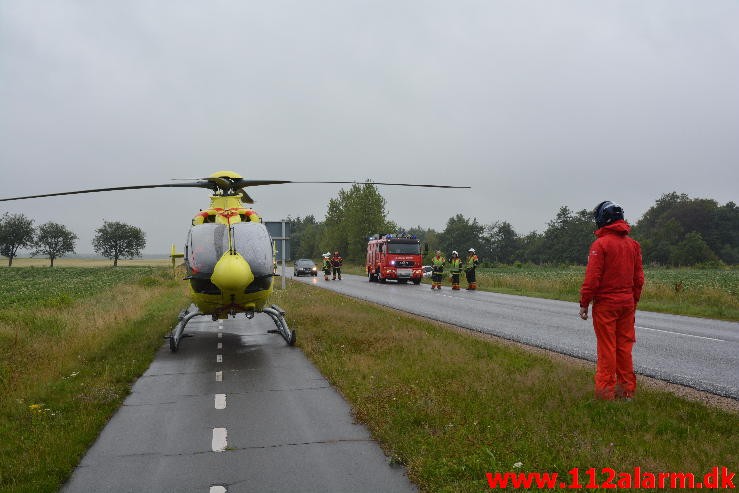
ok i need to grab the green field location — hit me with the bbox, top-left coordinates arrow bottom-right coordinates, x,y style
0,266 -> 170,309
0,266 -> 187,492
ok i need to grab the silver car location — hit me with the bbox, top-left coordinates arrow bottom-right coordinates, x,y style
293,258 -> 318,277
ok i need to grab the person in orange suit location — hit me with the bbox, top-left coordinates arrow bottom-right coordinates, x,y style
579,201 -> 644,401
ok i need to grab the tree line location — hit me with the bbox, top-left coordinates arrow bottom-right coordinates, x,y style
0,215 -> 146,267
289,188 -> 738,267
4,188 -> 734,268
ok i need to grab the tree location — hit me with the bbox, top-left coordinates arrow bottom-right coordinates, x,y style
670,232 -> 719,266
437,214 -> 485,258
520,230 -> 545,264
33,222 -> 77,267
93,221 -> 146,266
0,213 -> 35,266
539,206 -> 594,264
486,221 -> 521,264
289,215 -> 325,259
633,192 -> 737,265
320,183 -> 394,260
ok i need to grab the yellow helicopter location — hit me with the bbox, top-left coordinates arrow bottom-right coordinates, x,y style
0,170 -> 469,351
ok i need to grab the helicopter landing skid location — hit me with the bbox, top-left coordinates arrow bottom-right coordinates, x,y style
263,304 -> 296,346
169,306 -> 203,352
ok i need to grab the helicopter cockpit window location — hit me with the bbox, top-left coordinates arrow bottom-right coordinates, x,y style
230,222 -> 273,277
187,224 -> 227,276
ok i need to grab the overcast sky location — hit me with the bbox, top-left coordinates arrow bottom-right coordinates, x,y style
1,1 -> 737,255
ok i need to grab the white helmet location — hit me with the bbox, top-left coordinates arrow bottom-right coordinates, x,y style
468,248 -> 475,253
452,250 -> 458,256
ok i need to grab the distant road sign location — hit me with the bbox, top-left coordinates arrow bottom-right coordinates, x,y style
265,221 -> 291,261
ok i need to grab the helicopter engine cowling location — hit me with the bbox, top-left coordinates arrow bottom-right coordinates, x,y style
185,222 -> 274,295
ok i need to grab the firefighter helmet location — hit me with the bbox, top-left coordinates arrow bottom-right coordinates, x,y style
468,248 -> 475,253
452,250 -> 458,256
594,201 -> 624,229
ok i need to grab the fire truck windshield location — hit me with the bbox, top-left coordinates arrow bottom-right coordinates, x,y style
387,242 -> 420,254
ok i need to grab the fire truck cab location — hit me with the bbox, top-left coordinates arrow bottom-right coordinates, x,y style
366,233 -> 424,284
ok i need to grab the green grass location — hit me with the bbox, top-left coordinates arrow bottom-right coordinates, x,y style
1,264 -> 735,491
275,281 -> 738,493
0,266 -> 171,308
342,263 -> 739,321
0,267 -> 188,492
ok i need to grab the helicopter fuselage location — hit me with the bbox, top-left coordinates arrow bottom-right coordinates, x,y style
182,195 -> 274,318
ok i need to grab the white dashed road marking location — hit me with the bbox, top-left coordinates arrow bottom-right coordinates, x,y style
636,325 -> 726,342
215,394 -> 226,410
216,354 -> 222,363
217,342 -> 222,349
212,428 -> 227,452
210,486 -> 226,493
215,371 -> 222,382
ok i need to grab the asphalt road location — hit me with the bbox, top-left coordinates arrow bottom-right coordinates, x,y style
61,313 -> 417,493
293,274 -> 739,399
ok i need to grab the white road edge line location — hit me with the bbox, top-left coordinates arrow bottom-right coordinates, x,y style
212,428 -> 227,452
636,326 -> 726,342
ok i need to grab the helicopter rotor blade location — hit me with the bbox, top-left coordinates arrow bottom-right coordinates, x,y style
0,177 -> 470,203
0,181 -> 211,202
236,180 -> 471,189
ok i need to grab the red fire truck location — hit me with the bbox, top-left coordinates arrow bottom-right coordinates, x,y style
366,233 -> 424,284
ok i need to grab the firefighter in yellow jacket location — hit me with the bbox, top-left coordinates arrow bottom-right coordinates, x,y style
465,248 -> 480,290
431,250 -> 445,290
321,253 -> 332,281
449,251 -> 462,290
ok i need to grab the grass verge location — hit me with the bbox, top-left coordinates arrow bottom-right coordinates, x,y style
275,281 -> 738,493
0,267 -> 188,493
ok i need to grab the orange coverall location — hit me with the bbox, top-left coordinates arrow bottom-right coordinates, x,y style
579,220 -> 644,400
